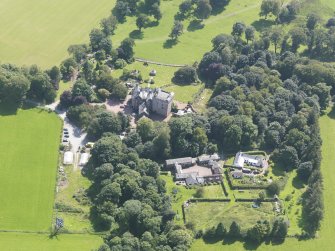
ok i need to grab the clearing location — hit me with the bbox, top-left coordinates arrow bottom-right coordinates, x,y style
0,107 -> 61,231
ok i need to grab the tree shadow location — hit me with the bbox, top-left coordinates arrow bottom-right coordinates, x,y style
187,20 -> 205,32
174,12 -> 186,21
0,104 -> 18,116
243,239 -> 263,250
147,20 -> 159,28
129,30 -> 144,40
251,19 -> 276,32
163,39 -> 178,49
327,108 -> 335,120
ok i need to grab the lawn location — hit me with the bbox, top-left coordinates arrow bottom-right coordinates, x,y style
0,0 -> 115,68
0,232 -> 102,251
0,107 -> 62,231
112,0 -> 263,65
112,61 -> 204,103
185,201 -> 275,232
191,109 -> 335,250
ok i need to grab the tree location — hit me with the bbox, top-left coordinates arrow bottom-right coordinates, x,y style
0,70 -> 30,107
136,14 -> 150,31
297,161 -> 313,182
114,1 -> 131,21
72,80 -> 93,102
267,180 -> 281,196
118,38 -> 135,62
100,15 -> 118,36
98,182 -> 122,203
60,90 -> 73,108
290,27 -> 307,52
89,29 -> 105,52
68,44 -> 88,63
260,0 -> 281,19
195,0 -> 212,20
179,0 -> 192,16
245,26 -> 256,43
270,27 -> 283,53
153,128 -> 171,160
272,146 -> 299,170
94,163 -> 114,183
229,221 -> 241,238
28,73 -> 56,103
60,58 -> 77,80
271,218 -> 288,240
306,13 -> 320,31
215,222 -> 227,239
170,21 -> 184,40
173,66 -> 198,84
247,221 -> 270,243
112,83 -> 128,100
137,117 -> 155,142
152,3 -> 162,21
47,66 -> 61,89
90,134 -> 123,166
231,22 -> 246,37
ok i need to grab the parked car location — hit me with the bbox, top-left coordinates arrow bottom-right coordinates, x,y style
62,139 -> 68,143
63,135 -> 69,138
63,128 -> 68,131
120,105 -> 125,108
63,131 -> 69,135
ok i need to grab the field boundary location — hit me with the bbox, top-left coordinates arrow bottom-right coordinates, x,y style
135,58 -> 188,67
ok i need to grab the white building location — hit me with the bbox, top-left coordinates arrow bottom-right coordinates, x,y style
63,151 -> 74,165
233,151 -> 267,169
79,153 -> 90,166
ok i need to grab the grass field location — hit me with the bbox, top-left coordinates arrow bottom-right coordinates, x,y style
0,0 -> 115,68
191,110 -> 335,250
0,232 -> 102,251
0,108 -> 61,231
112,0 -> 263,65
185,202 -> 275,232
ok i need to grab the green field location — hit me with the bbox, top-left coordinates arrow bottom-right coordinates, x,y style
0,108 -> 61,231
191,110 -> 335,250
186,202 -> 275,232
0,232 -> 102,251
112,0 -> 262,65
0,0 -> 115,68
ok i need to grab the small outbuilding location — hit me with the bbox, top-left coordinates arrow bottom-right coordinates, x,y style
63,151 -> 74,165
79,153 -> 90,166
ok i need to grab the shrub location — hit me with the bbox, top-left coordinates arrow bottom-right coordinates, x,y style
114,58 -> 127,69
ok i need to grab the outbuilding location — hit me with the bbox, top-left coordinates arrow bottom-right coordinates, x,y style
79,153 -> 90,166
63,151 -> 74,165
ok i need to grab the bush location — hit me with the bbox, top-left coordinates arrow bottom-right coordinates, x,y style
114,58 -> 127,69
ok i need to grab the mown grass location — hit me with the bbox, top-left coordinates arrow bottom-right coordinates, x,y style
0,108 -> 61,231
112,0 -> 263,65
0,0 -> 115,68
0,232 -> 102,251
191,109 -> 335,250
